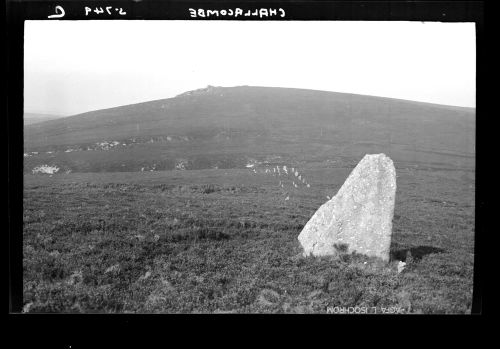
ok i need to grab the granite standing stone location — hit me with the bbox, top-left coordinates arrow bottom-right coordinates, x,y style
298,153 -> 396,261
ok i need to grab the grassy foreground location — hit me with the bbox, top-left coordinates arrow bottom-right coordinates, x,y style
22,165 -> 475,313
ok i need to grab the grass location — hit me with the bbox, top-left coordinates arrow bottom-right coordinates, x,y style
22,161 -> 475,314
21,87 -> 475,313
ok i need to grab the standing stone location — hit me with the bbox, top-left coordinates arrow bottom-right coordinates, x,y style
298,153 -> 396,261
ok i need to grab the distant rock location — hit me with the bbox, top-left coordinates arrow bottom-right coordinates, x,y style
139,270 -> 152,281
176,85 -> 221,98
397,261 -> 407,273
67,270 -> 83,285
22,302 -> 34,313
32,164 -> 59,175
298,153 -> 396,262
104,263 -> 121,274
257,289 -> 280,306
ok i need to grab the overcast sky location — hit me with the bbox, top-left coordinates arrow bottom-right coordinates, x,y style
24,20 -> 476,116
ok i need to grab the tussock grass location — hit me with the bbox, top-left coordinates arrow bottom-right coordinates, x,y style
23,165 -> 474,313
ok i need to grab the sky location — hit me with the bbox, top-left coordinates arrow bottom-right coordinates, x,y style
24,20 -> 476,116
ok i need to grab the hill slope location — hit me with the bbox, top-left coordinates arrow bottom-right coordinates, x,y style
24,86 -> 475,174
24,112 -> 64,125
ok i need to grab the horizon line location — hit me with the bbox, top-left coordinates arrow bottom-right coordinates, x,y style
25,85 -> 476,117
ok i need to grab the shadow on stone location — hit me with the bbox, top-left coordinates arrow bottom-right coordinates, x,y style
390,245 -> 446,262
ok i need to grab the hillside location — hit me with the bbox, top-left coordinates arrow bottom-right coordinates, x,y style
24,112 -> 64,125
23,86 -> 475,174
23,86 -> 476,313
